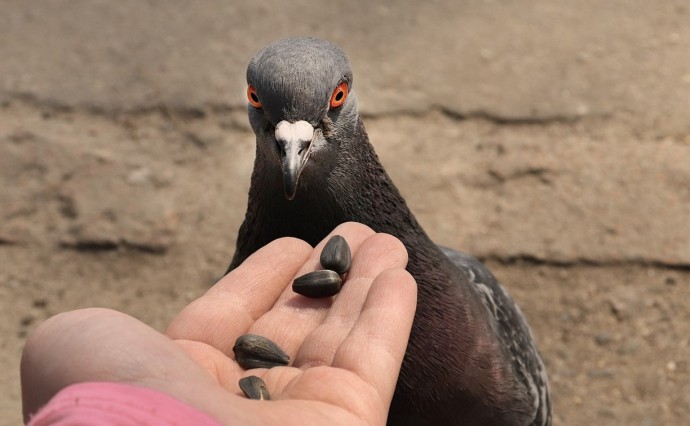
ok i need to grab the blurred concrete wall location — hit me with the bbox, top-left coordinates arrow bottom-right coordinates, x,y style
1,0 -> 688,136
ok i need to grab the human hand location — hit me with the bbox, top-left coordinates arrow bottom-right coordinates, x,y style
21,222 -> 417,425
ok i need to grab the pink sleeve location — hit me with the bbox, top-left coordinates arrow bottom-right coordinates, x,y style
27,382 -> 223,426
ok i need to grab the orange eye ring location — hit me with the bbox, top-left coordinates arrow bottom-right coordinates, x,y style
329,82 -> 349,109
247,85 -> 262,109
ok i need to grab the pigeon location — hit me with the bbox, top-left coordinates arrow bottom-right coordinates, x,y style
228,37 -> 551,426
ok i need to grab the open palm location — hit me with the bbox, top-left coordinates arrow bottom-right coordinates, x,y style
22,222 -> 417,425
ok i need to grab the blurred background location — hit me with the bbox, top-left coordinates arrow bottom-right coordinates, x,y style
1,1 -> 688,424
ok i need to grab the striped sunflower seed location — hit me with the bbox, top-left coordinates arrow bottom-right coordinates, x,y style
239,375 -> 271,400
292,269 -> 342,298
320,235 -> 351,275
233,334 -> 289,370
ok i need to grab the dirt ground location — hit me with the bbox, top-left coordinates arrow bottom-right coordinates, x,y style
1,1 -> 689,425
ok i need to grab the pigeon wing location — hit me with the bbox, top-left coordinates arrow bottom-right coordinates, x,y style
439,246 -> 552,426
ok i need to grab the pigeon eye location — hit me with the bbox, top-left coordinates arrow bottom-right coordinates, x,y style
329,82 -> 348,109
247,85 -> 262,109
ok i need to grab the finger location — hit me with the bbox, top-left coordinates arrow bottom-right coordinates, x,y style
293,233 -> 408,368
166,237 -> 311,354
246,222 -> 375,362
332,268 -> 417,409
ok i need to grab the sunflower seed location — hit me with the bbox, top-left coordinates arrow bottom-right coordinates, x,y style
320,235 -> 351,275
292,269 -> 342,298
233,334 -> 290,369
239,375 -> 271,400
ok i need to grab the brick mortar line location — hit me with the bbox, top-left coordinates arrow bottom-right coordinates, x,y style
2,91 -> 616,127
479,254 -> 690,271
2,241 -> 688,271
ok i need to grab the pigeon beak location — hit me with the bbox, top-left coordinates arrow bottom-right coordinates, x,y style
275,120 -> 315,200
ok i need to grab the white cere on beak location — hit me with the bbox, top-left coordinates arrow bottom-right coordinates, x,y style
275,120 -> 314,144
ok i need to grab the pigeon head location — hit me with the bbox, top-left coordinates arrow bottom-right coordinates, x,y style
245,37 -> 359,200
